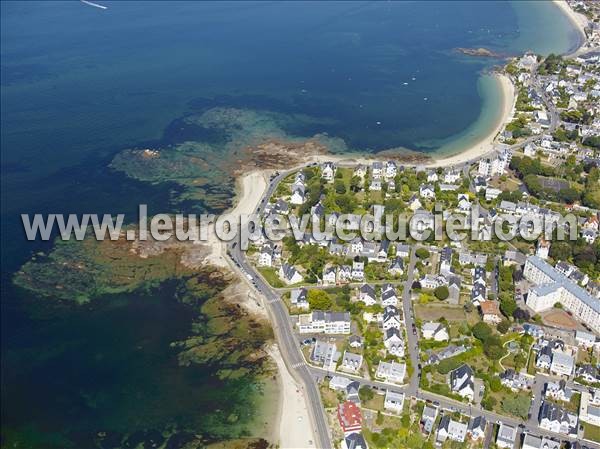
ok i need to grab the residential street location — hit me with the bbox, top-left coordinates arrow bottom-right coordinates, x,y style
226,164 -> 600,449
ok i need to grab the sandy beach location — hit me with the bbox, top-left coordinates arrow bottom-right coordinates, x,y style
200,170 -> 270,269
267,345 -> 316,449
198,169 -> 318,448
426,73 -> 516,167
553,0 -> 588,46
275,73 -> 516,171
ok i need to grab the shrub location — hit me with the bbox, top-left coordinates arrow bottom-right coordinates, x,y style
434,286 -> 449,301
416,248 -> 430,259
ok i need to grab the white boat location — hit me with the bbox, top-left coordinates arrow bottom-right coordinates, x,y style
80,0 -> 108,10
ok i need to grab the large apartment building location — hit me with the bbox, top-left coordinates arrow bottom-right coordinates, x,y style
297,311 -> 351,334
524,256 -> 600,333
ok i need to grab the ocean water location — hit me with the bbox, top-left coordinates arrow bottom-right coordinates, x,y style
1,1 -> 580,448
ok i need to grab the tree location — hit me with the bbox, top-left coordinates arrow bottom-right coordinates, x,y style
401,413 -> 410,428
359,385 -> 374,402
549,241 -> 572,261
416,248 -> 430,259
307,290 -> 332,310
489,377 -> 502,392
514,353 -> 527,371
497,320 -> 510,334
350,176 -> 361,192
434,286 -> 449,301
334,179 -> 346,194
485,343 -> 505,360
500,297 -> 517,319
472,322 -> 493,342
481,395 -> 497,411
513,308 -> 530,322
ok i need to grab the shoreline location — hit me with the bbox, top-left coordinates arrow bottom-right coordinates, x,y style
426,72 -> 516,167
552,0 -> 588,55
201,169 -> 318,448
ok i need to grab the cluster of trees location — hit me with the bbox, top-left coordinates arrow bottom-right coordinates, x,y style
537,53 -> 564,75
307,289 -> 333,310
510,155 -> 555,178
298,168 -> 325,215
560,108 -> 594,125
553,126 -> 579,143
509,156 -> 596,205
505,115 -> 532,138
433,286 -> 449,301
549,238 -> 600,275
584,135 -> 600,149
497,265 -> 517,319
284,236 -> 329,284
515,87 -> 535,112
472,322 -> 505,360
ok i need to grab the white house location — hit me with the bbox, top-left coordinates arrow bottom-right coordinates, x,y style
467,416 -> 487,441
384,327 -> 405,357
351,261 -> 365,281
388,257 -> 404,276
450,364 -> 475,400
436,416 -> 467,443
322,266 -> 337,285
297,311 -> 351,334
444,169 -> 461,184
382,305 -> 401,330
358,284 -> 377,306
421,321 -> 449,341
496,423 -> 517,449
384,390 -> 404,413
321,162 -> 336,181
579,390 -> 600,426
550,352 -> 574,377
375,360 -> 406,383
419,184 -> 435,199
290,185 -> 306,205
576,330 -> 598,349
290,288 -> 309,310
538,402 -> 578,436
340,351 -> 363,373
258,244 -> 273,267
279,263 -> 303,284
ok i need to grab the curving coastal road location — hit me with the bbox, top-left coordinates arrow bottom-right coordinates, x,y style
227,169 -> 334,449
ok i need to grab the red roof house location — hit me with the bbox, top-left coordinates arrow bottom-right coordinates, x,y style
338,400 -> 362,433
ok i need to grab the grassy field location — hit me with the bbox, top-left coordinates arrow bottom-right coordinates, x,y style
363,394 -> 385,412
583,422 -> 600,442
257,267 -> 286,288
415,304 -> 468,322
318,383 -> 340,409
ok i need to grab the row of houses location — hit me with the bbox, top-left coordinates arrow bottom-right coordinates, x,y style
420,404 -> 487,443
330,375 -> 404,449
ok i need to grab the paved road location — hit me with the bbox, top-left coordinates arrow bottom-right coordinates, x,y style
227,169 -> 333,449
402,248 -> 420,396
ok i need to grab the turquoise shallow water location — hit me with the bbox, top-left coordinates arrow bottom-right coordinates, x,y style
0,1 -> 580,448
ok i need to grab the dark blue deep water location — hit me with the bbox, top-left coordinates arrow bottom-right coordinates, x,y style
1,2 -> 579,448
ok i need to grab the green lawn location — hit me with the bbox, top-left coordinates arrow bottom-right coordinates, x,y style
257,267 -> 285,288
363,394 -> 385,412
583,422 -> 600,442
